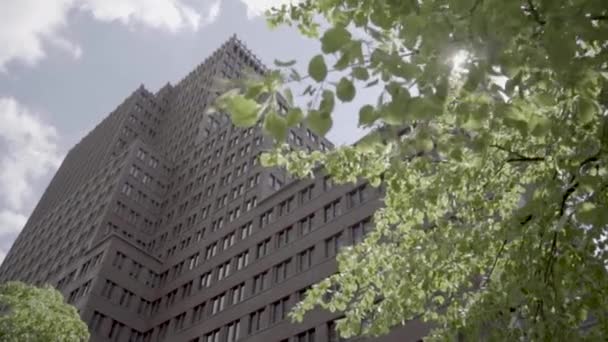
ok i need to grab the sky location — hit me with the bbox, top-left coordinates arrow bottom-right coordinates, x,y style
0,0 -> 372,265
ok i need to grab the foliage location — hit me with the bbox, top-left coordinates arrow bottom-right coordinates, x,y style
215,0 -> 608,340
0,281 -> 89,342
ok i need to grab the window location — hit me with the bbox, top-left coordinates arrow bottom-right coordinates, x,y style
298,247 -> 315,271
217,261 -> 231,280
248,307 -> 266,333
323,176 -> 333,190
279,196 -> 294,215
112,251 -> 126,269
89,311 -> 105,332
252,271 -> 269,294
204,329 -> 220,342
299,184 -> 314,203
136,148 -> 147,160
327,320 -> 345,342
297,329 -> 316,342
192,302 -> 206,323
231,282 -> 246,304
211,293 -> 226,314
240,222 -> 253,239
276,226 -> 294,248
349,184 -> 369,207
205,243 -> 218,260
257,238 -> 270,259
226,319 -> 241,342
274,258 -> 292,283
101,280 -> 116,298
260,209 -> 273,228
188,253 -> 200,270
108,320 -> 124,341
297,286 -> 312,301
351,218 -> 372,244
269,174 -> 283,190
174,312 -> 186,331
121,183 -> 133,196
223,232 -> 236,250
245,197 -> 257,211
118,288 -> 133,308
299,214 -> 315,236
181,281 -> 193,298
325,232 -> 344,257
271,296 -> 290,323
324,199 -> 342,222
235,250 -> 250,270
199,271 -> 212,288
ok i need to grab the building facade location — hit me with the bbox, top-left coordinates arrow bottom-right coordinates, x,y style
0,36 -> 428,342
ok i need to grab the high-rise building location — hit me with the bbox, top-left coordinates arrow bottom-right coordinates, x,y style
0,36 -> 428,342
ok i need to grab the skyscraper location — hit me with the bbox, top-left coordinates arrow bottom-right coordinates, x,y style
0,36 -> 427,342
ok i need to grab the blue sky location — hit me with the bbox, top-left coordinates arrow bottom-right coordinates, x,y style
0,0 -> 372,264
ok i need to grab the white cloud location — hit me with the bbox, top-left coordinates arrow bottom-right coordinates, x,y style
80,0 -> 201,32
0,210 -> 27,237
239,0 -> 297,18
202,0 -> 222,26
0,0 -> 219,71
0,98 -> 63,211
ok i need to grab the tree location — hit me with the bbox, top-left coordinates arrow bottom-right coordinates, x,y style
214,0 -> 608,340
0,281 -> 90,341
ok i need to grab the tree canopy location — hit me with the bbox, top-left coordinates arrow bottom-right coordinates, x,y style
0,281 -> 89,341
215,0 -> 608,340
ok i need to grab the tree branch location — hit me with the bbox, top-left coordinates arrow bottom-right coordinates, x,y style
525,0 -> 546,25
490,144 -> 545,163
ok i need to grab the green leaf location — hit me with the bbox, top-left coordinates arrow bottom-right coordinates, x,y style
358,105 -> 378,126
306,109 -> 333,136
309,55 -> 328,82
274,59 -> 297,67
336,77 -> 356,102
320,90 -> 335,113
286,107 -> 304,126
283,88 -> 294,106
225,95 -> 260,127
321,26 -> 352,53
264,111 -> 288,141
577,97 -> 597,124
352,67 -> 370,81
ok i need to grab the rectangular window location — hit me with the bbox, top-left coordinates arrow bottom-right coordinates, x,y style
323,176 -> 333,190
271,296 -> 290,323
226,320 -> 241,342
325,232 -> 344,257
211,293 -> 226,314
299,214 -> 315,236
240,222 -> 253,239
252,271 -> 269,294
324,199 -> 342,222
248,307 -> 266,334
89,311 -> 105,332
297,328 -> 316,342
351,218 -> 372,245
257,238 -> 270,259
173,312 -> 186,331
298,246 -> 315,271
274,258 -> 292,283
199,271 -> 212,288
108,320 -> 124,341
299,184 -> 314,203
276,226 -> 294,249
235,250 -> 250,270
348,184 -> 369,207
203,329 -> 220,342
192,302 -> 206,323
231,282 -> 246,304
